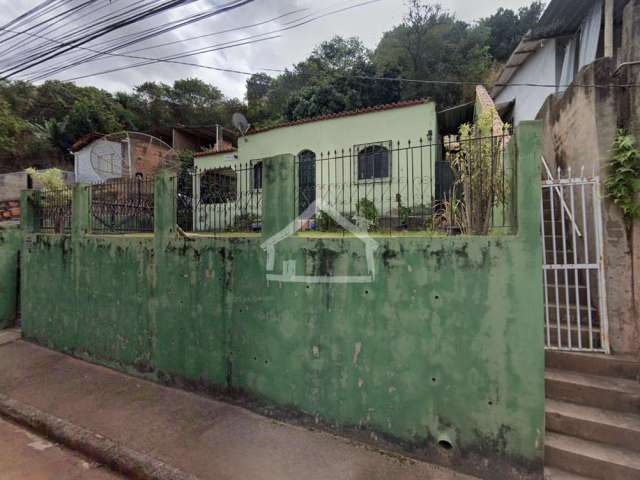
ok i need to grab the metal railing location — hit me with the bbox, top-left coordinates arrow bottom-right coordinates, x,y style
293,134 -> 514,235
90,177 -> 154,234
541,168 -> 609,353
36,186 -> 72,233
177,163 -> 262,234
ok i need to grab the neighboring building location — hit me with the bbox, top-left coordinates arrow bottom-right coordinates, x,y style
0,169 -> 75,223
71,125 -> 236,184
192,100 -> 439,232
493,0 -> 631,124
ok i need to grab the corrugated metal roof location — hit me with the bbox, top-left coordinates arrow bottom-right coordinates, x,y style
528,0 -> 627,41
528,0 -> 597,40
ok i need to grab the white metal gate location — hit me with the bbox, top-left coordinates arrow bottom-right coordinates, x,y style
541,159 -> 610,353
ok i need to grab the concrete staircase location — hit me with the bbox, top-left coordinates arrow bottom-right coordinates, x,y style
545,350 -> 640,479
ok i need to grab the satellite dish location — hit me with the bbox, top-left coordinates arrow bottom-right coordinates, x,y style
90,131 -> 179,182
232,112 -> 251,136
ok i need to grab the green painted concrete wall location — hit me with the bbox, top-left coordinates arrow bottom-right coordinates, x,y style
14,122 -> 544,479
0,225 -> 20,329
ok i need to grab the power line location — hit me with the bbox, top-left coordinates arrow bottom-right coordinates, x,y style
3,0 -> 639,90
23,5 -> 309,81
26,0 -> 386,82
0,0 -> 211,79
10,0 -> 253,78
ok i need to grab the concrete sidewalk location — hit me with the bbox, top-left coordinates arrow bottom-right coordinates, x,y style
0,339 -> 474,480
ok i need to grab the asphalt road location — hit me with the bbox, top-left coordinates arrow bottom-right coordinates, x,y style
0,417 -> 120,480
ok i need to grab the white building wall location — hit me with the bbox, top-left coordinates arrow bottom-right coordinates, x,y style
74,139 -> 124,184
495,39 -> 558,125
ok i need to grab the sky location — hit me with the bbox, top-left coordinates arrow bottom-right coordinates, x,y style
0,0 -> 536,100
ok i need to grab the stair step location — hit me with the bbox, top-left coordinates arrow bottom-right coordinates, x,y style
544,466 -> 596,479
546,399 -> 640,451
546,351 -> 640,381
545,369 -> 640,413
545,432 -> 640,480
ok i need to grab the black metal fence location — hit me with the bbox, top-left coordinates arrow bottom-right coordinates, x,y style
90,177 -> 154,234
37,187 -> 72,233
293,133 -> 514,235
177,163 -> 262,234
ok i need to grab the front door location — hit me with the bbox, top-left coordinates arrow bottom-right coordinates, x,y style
298,150 -> 316,215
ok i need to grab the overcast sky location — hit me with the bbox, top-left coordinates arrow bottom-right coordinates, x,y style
1,0 -> 536,100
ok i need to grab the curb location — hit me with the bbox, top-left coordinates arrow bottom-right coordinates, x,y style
0,393 -> 199,480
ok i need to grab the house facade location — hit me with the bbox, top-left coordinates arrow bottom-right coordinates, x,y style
71,125 -> 236,184
493,0 -> 631,124
192,100 -> 439,232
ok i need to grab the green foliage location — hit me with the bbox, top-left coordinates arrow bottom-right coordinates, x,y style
24,167 -> 65,190
373,1 -> 492,107
245,0 -> 542,125
479,2 -> 544,62
0,1 -> 542,170
605,130 -> 640,224
176,150 -> 195,196
0,99 -> 30,155
227,213 -> 261,232
451,108 -> 509,235
355,198 -> 379,229
316,210 -> 340,231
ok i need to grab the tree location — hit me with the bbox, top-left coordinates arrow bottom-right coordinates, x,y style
246,73 -> 273,107
373,1 -> 492,108
260,36 -> 401,123
480,2 -> 545,62
0,99 -> 30,155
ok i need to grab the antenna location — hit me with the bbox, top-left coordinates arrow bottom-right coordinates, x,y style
232,112 -> 251,136
89,131 -> 179,182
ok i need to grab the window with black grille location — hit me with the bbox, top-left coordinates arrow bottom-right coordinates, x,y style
200,168 -> 237,204
356,143 -> 391,180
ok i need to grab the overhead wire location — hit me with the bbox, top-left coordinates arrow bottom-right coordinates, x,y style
23,0 -> 277,80
8,0 -> 256,80
0,0 -> 209,78
25,0 -> 385,82
2,0 -> 639,90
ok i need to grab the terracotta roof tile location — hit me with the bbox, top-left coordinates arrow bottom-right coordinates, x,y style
194,146 -> 238,158
70,132 -> 105,152
247,99 -> 432,136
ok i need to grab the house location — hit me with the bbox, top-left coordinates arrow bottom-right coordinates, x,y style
192,99 -> 439,232
71,125 -> 236,184
493,0 -> 631,124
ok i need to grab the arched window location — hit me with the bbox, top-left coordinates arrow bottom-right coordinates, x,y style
358,145 -> 390,180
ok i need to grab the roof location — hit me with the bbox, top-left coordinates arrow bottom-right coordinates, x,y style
70,132 -> 104,152
194,146 -> 237,158
247,99 -> 432,136
492,0 -> 629,98
147,125 -> 237,141
528,0 -> 627,41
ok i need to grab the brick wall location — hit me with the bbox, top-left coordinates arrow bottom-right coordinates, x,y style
0,199 -> 20,221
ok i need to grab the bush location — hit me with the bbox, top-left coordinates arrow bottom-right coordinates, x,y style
355,198 -> 378,230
